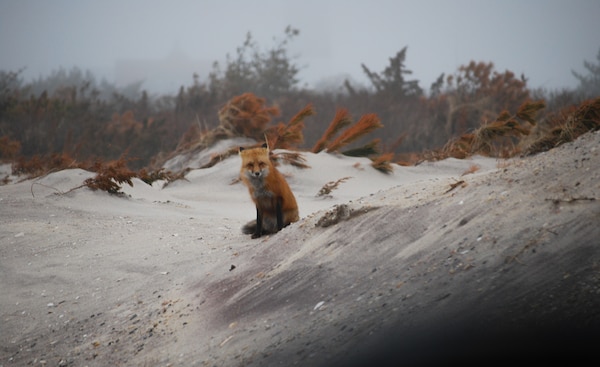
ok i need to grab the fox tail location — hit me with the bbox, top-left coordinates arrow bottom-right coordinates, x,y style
242,220 -> 257,235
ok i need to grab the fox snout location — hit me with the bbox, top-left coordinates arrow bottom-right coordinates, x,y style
246,168 -> 265,179
246,165 -> 269,180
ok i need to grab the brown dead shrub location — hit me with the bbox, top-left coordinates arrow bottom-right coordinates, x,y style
525,97 -> 600,155
83,156 -> 137,194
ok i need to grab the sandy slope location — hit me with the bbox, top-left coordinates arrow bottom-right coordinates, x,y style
1,131 -> 599,366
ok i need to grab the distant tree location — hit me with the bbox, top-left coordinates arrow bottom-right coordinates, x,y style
354,47 -> 423,98
26,66 -> 144,102
0,69 -> 24,96
0,69 -> 25,113
209,26 -> 301,100
442,61 -> 530,135
340,47 -> 426,155
572,47 -> 600,99
28,67 -> 93,97
429,73 -> 445,97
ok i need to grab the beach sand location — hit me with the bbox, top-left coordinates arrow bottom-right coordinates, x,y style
1,131 -> 599,366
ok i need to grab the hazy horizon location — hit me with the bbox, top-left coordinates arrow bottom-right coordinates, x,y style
2,0 -> 599,95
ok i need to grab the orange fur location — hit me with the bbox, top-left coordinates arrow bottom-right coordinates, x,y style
239,144 -> 299,238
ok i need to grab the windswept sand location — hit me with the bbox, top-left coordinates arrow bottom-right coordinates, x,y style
1,131 -> 599,366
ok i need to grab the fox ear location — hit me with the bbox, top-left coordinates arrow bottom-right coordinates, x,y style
239,146 -> 245,152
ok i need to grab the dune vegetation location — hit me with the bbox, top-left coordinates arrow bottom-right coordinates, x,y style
1,28 -> 599,191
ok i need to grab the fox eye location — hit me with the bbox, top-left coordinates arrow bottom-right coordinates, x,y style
258,162 -> 266,168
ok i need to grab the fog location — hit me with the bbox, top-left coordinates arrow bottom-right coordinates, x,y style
1,0 -> 599,94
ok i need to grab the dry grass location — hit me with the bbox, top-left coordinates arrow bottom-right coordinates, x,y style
271,151 -> 310,169
524,97 -> 600,155
312,108 -> 353,153
442,100 -> 545,159
10,95 -> 598,194
326,113 -> 383,153
13,152 -> 187,195
316,176 -> 352,197
0,135 -> 21,161
437,98 -> 600,161
218,93 -> 280,140
370,152 -> 395,174
83,157 -> 137,194
461,164 -> 481,176
137,168 -> 181,186
265,104 -> 314,150
12,152 -> 80,178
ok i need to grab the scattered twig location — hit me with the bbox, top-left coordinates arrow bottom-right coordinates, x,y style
30,168 -> 62,197
272,151 -> 310,169
444,180 -> 466,194
315,204 -> 378,228
461,164 -> 480,176
219,335 -> 234,347
62,184 -> 88,195
31,181 -> 62,197
316,176 -> 352,197
505,237 -> 541,264
545,196 -> 597,204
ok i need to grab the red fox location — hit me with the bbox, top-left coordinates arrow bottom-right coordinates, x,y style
239,143 -> 299,238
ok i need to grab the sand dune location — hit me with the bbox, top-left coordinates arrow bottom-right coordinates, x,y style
1,131 -> 599,366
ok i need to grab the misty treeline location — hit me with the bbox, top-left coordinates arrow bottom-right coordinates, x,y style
1,27 -> 599,171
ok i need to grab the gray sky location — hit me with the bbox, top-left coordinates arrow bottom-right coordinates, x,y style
1,0 -> 599,94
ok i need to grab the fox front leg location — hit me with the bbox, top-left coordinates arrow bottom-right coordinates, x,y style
276,197 -> 284,231
253,207 -> 263,239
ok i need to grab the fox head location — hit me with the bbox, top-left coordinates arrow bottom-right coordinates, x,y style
239,143 -> 271,180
